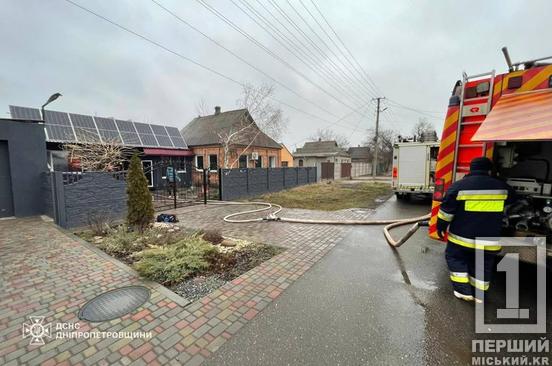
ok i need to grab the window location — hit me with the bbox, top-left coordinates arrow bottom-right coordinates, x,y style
282,161 -> 289,167
209,154 -> 218,171
239,155 -> 247,168
269,156 -> 276,168
141,160 -> 153,187
298,159 -> 304,167
255,156 -> 262,168
195,155 -> 204,170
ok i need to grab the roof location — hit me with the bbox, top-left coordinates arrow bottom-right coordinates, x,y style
181,108 -> 281,149
294,140 -> 350,157
280,143 -> 293,156
347,146 -> 370,160
472,89 -> 552,141
143,148 -> 194,156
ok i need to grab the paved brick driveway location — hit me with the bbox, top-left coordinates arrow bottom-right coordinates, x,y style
0,205 -> 373,365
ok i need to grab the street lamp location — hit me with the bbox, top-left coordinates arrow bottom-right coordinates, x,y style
41,92 -> 62,122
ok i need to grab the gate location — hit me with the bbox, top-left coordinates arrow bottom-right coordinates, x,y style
145,160 -> 220,210
321,162 -> 335,180
341,162 -> 352,178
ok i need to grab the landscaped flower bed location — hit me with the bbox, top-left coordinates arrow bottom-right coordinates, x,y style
77,224 -> 284,302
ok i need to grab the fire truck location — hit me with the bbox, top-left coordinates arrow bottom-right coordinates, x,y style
429,48 -> 552,260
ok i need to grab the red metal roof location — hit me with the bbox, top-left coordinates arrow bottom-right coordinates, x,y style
143,148 -> 194,156
473,89 -> 552,141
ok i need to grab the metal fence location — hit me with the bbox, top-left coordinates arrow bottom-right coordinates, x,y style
220,167 -> 317,201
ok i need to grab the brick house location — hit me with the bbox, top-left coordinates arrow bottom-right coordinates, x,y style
181,106 -> 282,172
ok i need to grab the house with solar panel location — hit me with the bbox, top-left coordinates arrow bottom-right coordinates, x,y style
8,105 -> 194,188
181,106 -> 282,173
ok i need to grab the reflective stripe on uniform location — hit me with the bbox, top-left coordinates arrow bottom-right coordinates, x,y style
447,232 -> 502,251
457,189 -> 508,201
464,200 -> 505,212
450,271 -> 469,283
438,209 -> 454,222
469,276 -> 490,291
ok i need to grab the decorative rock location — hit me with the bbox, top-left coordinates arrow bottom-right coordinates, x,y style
220,239 -> 237,247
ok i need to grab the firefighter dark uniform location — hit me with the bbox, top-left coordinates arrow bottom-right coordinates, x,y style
436,157 -> 516,301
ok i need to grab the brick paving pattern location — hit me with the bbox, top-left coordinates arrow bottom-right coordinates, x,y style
0,205 -> 373,365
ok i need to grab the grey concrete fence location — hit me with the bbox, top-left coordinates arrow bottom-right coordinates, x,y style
220,167 -> 317,201
45,171 -> 127,229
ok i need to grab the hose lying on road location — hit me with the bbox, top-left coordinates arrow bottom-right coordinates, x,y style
198,201 -> 431,248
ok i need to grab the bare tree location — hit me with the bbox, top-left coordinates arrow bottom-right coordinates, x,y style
64,141 -> 135,172
308,128 -> 350,148
411,118 -> 436,141
364,128 -> 397,173
195,97 -> 210,117
217,83 -> 286,168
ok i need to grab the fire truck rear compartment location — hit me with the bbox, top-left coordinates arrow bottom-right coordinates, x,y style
494,141 -> 552,240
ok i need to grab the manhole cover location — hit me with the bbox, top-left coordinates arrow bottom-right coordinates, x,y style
78,286 -> 150,322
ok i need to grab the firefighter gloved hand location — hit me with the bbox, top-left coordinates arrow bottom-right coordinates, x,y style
436,218 -> 449,239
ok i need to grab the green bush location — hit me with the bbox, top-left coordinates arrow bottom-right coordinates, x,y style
127,154 -> 154,232
134,235 -> 217,285
97,226 -> 145,258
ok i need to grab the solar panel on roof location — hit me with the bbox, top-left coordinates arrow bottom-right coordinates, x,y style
94,117 -> 117,131
120,131 -> 141,145
133,122 -> 153,134
9,105 -> 42,120
115,119 -> 136,133
138,134 -> 158,146
70,114 -> 101,143
44,110 -> 72,126
165,126 -> 182,137
169,136 -> 187,148
46,125 -> 76,142
150,124 -> 169,136
155,135 -> 173,147
98,129 -> 122,143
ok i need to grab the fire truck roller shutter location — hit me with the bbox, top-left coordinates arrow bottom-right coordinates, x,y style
472,89 -> 552,142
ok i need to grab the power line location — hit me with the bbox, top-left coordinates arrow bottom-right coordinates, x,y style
194,0 -> 366,115
307,0 -> 382,96
60,0 -> 348,127
148,0 -> 339,118
286,0 -> 377,100
229,0 -> 370,108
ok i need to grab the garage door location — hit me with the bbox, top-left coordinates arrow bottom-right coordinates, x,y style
0,141 -> 14,217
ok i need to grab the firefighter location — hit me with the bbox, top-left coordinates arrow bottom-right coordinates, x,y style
436,157 -> 515,302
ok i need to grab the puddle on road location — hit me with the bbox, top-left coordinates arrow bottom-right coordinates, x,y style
392,271 -> 438,291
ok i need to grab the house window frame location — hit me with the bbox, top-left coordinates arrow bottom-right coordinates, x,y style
209,154 -> 218,172
141,160 -> 154,188
298,159 -> 304,167
268,156 -> 276,168
238,154 -> 248,168
195,155 -> 204,170
255,155 -> 263,168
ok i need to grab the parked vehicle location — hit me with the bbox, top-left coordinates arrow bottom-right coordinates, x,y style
392,141 -> 440,200
429,48 -> 552,261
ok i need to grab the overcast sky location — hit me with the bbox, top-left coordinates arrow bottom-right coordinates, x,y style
1,0 -> 550,150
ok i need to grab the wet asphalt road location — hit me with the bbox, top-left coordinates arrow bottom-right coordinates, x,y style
206,196 -> 552,366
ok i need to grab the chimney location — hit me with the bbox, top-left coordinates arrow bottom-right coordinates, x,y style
214,106 -> 221,115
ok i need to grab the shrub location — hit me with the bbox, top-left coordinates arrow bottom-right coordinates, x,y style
202,229 -> 224,245
97,226 -> 144,258
126,154 -> 154,232
87,210 -> 114,235
134,235 -> 217,285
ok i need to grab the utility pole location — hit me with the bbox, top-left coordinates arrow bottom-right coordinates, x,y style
372,97 -> 386,178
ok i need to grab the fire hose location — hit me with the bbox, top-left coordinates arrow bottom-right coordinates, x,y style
205,201 -> 431,248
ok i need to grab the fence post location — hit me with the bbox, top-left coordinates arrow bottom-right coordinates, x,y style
296,167 -> 299,185
266,167 -> 270,191
246,168 -> 249,196
53,172 -> 67,228
203,169 -> 208,205
283,167 -> 286,188
306,167 -> 309,183
172,164 -> 177,209
218,168 -> 223,201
